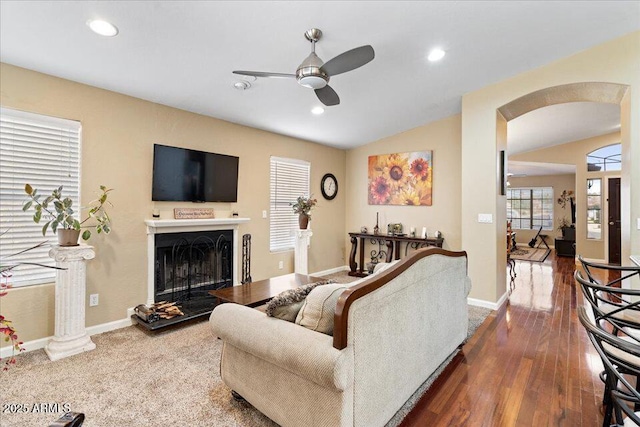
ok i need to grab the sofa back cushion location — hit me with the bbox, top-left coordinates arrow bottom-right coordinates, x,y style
295,283 -> 347,335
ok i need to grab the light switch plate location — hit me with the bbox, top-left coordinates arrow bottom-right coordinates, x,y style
478,213 -> 493,224
262,210 -> 267,219
637,218 -> 640,230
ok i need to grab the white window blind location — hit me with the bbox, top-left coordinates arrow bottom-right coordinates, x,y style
270,156 -> 310,252
0,108 -> 81,287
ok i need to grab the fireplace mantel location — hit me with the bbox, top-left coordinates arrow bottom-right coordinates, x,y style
145,218 -> 250,234
145,217 -> 250,305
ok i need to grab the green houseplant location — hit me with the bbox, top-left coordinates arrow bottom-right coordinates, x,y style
22,184 -> 113,246
291,195 -> 317,230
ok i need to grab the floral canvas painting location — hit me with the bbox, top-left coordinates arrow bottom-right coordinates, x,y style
368,151 -> 432,206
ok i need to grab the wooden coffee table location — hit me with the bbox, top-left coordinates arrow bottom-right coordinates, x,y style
208,273 -> 322,308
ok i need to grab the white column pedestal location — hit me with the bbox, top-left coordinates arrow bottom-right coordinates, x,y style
294,229 -> 313,275
45,244 -> 96,361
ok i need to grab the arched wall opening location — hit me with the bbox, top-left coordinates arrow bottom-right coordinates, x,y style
499,83 -> 629,269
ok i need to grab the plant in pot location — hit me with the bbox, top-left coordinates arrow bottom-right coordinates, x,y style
291,195 -> 317,230
557,217 -> 575,240
22,184 -> 113,246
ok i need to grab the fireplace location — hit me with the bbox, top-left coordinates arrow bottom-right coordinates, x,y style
142,217 -> 249,330
154,230 -> 232,312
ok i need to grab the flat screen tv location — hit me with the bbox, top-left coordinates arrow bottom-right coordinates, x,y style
152,144 -> 239,202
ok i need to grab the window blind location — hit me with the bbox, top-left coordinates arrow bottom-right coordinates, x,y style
270,156 -> 310,252
0,108 -> 81,286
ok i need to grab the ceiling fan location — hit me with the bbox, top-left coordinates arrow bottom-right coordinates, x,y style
233,28 -> 375,106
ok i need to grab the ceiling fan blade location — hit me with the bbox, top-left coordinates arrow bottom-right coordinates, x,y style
315,85 -> 340,106
321,45 -> 375,77
232,70 -> 295,79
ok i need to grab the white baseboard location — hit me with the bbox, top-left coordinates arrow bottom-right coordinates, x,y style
0,309 -> 135,359
0,336 -> 51,359
468,291 -> 508,311
311,265 -> 349,276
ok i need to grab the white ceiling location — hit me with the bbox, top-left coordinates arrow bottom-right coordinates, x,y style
508,161 -> 576,177
0,1 -> 638,150
507,102 -> 621,155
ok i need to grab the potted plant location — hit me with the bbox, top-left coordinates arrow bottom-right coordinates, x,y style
557,217 -> 575,240
22,184 -> 113,246
291,195 -> 317,230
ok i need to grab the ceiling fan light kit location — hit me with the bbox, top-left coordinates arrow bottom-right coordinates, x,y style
232,28 -> 374,106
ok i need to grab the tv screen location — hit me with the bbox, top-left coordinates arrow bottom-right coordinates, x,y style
152,144 -> 239,202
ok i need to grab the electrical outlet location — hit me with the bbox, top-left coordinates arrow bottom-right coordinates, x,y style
262,210 -> 267,219
89,294 -> 99,307
278,261 -> 284,269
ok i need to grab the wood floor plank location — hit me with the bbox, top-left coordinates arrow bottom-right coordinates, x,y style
400,253 -> 605,426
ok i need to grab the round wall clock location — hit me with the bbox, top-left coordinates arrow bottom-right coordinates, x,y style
321,173 -> 338,200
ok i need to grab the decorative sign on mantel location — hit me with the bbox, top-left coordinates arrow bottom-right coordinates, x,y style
174,208 -> 215,219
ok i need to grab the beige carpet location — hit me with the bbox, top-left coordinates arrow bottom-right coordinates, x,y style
510,246 -> 551,262
1,273 -> 491,427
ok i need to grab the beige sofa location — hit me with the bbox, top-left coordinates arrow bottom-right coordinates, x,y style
209,248 -> 471,427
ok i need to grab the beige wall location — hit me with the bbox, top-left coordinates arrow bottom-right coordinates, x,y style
345,114 -> 462,263
511,132 -> 621,260
0,63 -> 346,345
507,174 -> 576,246
462,31 -> 640,303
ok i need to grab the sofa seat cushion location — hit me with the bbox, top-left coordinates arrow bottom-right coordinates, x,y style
295,283 -> 347,335
265,280 -> 335,322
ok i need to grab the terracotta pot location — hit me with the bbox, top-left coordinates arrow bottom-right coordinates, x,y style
58,229 -> 81,247
298,214 -> 309,230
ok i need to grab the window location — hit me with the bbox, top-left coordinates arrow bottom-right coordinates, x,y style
587,144 -> 621,171
506,187 -> 553,230
587,178 -> 602,240
269,156 -> 310,252
0,108 -> 81,286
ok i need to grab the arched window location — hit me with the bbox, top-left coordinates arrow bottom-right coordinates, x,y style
586,144 -> 621,172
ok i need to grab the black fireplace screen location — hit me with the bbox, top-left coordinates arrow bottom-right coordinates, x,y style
154,230 -> 232,306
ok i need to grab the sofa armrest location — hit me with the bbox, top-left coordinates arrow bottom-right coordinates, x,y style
210,303 -> 353,391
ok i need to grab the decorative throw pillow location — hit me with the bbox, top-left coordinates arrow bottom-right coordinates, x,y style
295,283 -> 347,335
265,280 -> 335,322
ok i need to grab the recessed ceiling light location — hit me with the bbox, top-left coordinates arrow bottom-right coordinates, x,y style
87,19 -> 119,37
427,48 -> 446,62
311,106 -> 325,115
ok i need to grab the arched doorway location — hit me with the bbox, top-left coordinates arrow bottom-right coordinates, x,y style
497,82 -> 630,284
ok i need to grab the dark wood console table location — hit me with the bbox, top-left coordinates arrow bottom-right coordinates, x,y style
348,232 -> 444,277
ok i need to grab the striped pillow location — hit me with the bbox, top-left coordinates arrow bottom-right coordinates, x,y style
295,283 -> 347,335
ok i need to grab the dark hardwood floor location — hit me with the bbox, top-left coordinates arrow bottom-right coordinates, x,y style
400,252 -> 606,427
